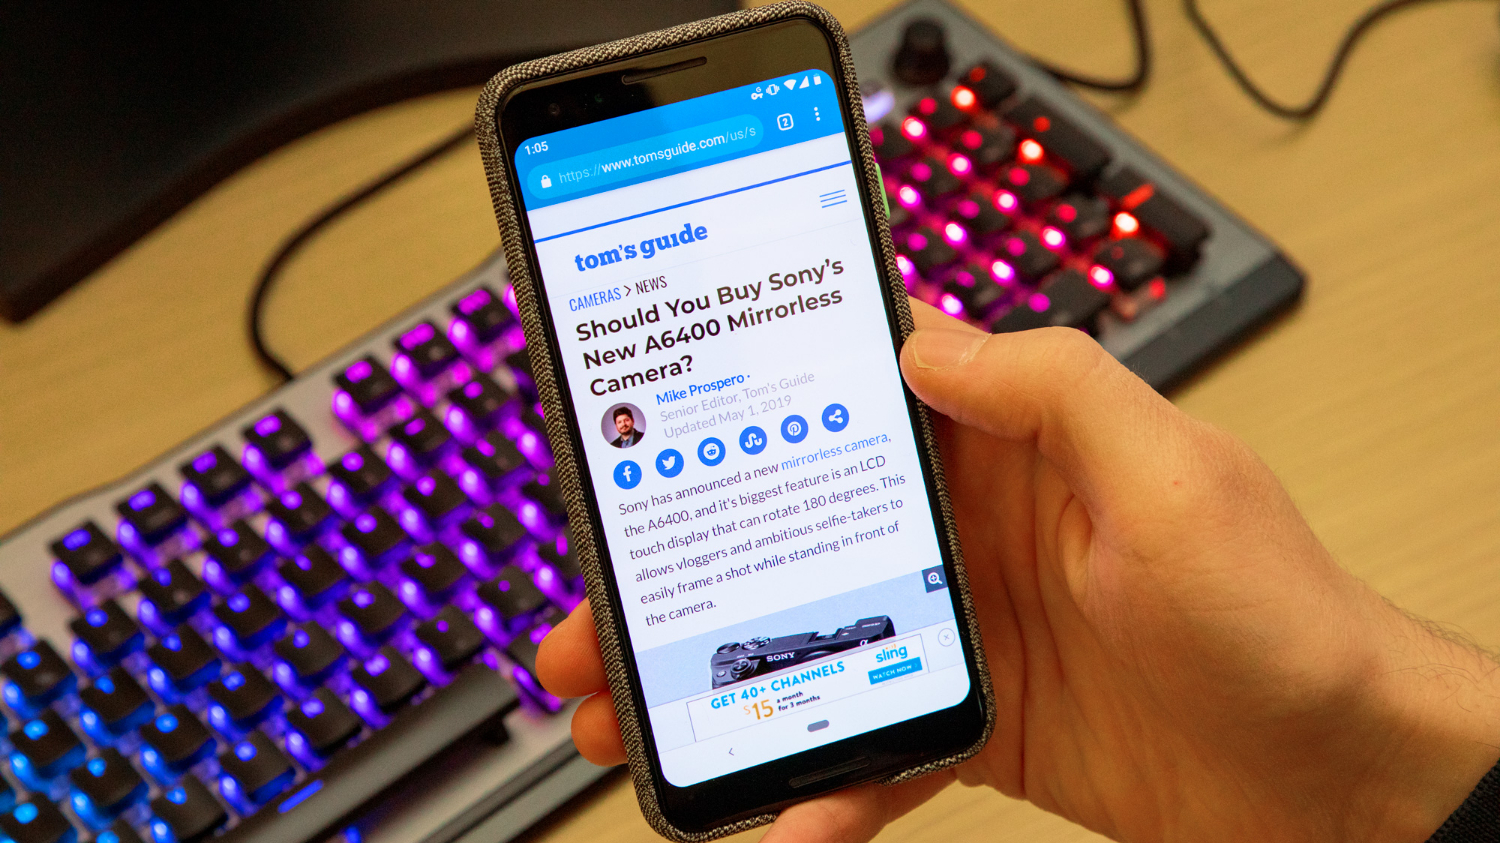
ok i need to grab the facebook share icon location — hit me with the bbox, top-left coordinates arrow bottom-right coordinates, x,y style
821,403 -> 849,432
655,448 -> 684,478
739,426 -> 768,455
697,437 -> 726,467
613,460 -> 642,489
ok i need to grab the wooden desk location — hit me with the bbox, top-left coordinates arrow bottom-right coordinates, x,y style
3,1 -> 1499,840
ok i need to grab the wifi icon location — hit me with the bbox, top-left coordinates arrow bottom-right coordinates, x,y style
784,77 -> 798,90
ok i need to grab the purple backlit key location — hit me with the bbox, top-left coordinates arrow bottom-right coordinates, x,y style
242,409 -> 312,470
264,483 -> 334,543
327,446 -> 394,503
387,408 -> 453,465
178,445 -> 252,507
392,321 -> 459,379
115,482 -> 188,546
50,521 -> 121,586
334,355 -> 402,415
446,372 -> 514,429
449,285 -> 514,344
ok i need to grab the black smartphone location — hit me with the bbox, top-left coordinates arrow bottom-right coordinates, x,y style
477,4 -> 992,838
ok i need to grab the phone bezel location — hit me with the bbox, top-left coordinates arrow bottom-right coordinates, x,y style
490,16 -> 988,832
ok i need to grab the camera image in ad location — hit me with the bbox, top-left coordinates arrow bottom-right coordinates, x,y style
604,402 -> 645,448
711,616 -> 895,688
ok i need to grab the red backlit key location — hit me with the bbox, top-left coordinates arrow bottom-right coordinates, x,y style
997,231 -> 1059,282
1039,269 -> 1111,330
1003,98 -> 1110,181
1048,194 -> 1111,242
871,122 -> 916,160
1093,237 -> 1165,292
999,163 -> 1065,208
909,95 -> 965,133
952,193 -> 1012,243
953,125 -> 1014,172
903,227 -> 959,275
1098,167 -> 1210,265
906,157 -> 963,201
960,61 -> 1018,110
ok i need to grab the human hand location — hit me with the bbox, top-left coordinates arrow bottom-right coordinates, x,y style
538,300 -> 1500,843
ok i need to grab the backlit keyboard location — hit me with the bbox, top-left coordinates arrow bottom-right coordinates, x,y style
0,3 -> 1302,843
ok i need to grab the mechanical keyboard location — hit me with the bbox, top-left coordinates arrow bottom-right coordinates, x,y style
0,3 -> 1303,843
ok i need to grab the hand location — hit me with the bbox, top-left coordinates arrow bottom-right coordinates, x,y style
538,300 -> 1500,843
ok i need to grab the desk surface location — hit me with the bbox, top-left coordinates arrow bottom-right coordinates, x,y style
4,1 -> 1500,840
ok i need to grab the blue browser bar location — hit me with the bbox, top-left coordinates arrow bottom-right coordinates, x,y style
528,115 -> 764,200
515,69 -> 844,210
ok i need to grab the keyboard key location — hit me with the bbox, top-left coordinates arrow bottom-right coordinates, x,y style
284,689 -> 361,757
462,432 -> 528,487
399,544 -> 468,604
272,625 -> 345,688
333,356 -> 402,415
460,505 -> 528,563
208,666 -> 282,732
505,608 -> 566,686
943,272 -> 1005,316
1099,167 -> 1210,263
214,586 -> 286,651
69,600 -> 144,668
340,508 -> 408,565
999,163 -> 1066,208
1048,194 -> 1112,243
960,60 -> 1018,109
450,285 -> 515,344
870,122 -> 915,160
393,321 -> 460,379
149,776 -> 226,843
447,373 -> 514,428
51,522 -> 123,586
0,798 -> 74,843
233,666 -> 518,843
178,446 -> 252,508
1093,237 -> 1165,292
350,647 -> 428,717
1039,269 -> 1112,329
98,819 -> 147,843
326,446 -> 394,504
116,483 -> 187,546
475,567 -> 548,636
388,409 -> 453,466
402,471 -> 468,525
136,560 -> 210,629
69,748 -> 147,816
11,709 -> 85,779
908,95 -> 964,133
415,607 -> 486,672
952,124 -> 1014,171
951,193 -> 1012,242
79,668 -> 154,739
201,520 -> 274,585
219,732 -> 295,805
504,348 -> 535,390
338,583 -> 407,645
905,157 -> 962,201
997,231 -> 1060,282
524,482 -> 566,523
536,541 -> 583,582
264,483 -> 334,543
141,706 -> 216,774
3,641 -> 76,709
242,410 -> 312,470
146,626 -> 221,695
276,547 -> 348,611
1004,98 -> 1110,180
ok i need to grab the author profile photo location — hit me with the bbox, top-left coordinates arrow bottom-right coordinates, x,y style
604,403 -> 645,449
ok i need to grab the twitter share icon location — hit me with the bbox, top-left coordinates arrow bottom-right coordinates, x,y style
613,460 -> 641,489
655,448 -> 684,478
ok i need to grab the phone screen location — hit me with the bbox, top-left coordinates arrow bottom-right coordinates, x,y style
511,68 -> 970,787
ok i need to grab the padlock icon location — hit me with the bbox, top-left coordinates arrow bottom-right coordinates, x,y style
539,175 -> 553,189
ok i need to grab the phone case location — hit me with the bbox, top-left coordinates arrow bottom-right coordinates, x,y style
474,3 -> 994,839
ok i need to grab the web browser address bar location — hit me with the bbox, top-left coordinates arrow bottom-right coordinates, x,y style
527,115 -> 764,199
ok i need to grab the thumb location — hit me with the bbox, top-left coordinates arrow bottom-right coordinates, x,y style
899,302 -> 1192,509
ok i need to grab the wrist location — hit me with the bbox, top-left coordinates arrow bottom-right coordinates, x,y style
1342,600 -> 1500,841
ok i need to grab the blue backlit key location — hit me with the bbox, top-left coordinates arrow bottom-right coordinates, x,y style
272,625 -> 345,689
275,547 -> 348,611
149,776 -> 226,843
50,521 -> 122,587
140,705 -> 216,776
212,586 -> 286,651
208,666 -> 282,733
284,689 -> 361,758
79,668 -> 154,740
350,647 -> 426,717
3,641 -> 76,710
0,798 -> 74,843
69,600 -> 143,670
69,748 -> 146,819
135,560 -> 210,630
337,584 -> 407,646
10,709 -> 85,782
146,626 -> 221,696
201,520 -> 274,587
218,732 -> 295,806
115,483 -> 187,547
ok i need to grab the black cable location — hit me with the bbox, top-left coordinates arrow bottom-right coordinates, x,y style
249,123 -> 477,382
1186,0 -> 1470,120
1032,0 -> 1151,92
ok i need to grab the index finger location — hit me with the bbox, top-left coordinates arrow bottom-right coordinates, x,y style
536,598 -> 609,698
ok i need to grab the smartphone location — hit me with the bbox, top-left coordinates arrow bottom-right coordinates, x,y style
477,4 -> 993,837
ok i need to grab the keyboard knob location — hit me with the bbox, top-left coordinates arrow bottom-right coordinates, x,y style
892,18 -> 950,86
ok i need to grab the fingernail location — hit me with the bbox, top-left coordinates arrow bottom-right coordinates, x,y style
907,329 -> 987,370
